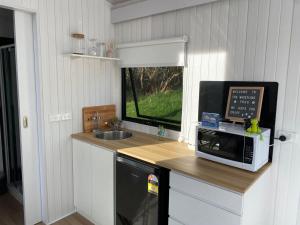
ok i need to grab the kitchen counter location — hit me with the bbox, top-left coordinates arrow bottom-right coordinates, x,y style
71,131 -> 271,193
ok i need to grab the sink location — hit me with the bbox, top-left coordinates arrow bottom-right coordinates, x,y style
94,130 -> 133,140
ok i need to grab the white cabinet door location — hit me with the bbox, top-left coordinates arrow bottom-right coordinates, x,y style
73,140 -> 115,225
73,140 -> 93,218
170,172 -> 243,215
91,145 -> 115,225
169,189 -> 241,225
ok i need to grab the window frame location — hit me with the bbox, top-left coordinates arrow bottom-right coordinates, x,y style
121,68 -> 182,131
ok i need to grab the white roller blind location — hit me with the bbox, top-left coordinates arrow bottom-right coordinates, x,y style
117,36 -> 188,68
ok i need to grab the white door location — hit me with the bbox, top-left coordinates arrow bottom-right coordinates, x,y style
14,10 -> 42,225
73,139 -> 93,218
91,145 -> 114,225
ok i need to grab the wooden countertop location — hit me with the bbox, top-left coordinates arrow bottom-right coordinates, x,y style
71,131 -> 271,193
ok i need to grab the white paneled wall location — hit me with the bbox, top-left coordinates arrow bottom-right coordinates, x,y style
115,0 -> 300,224
298,202 -> 300,225
0,0 -> 117,223
36,0 -> 117,223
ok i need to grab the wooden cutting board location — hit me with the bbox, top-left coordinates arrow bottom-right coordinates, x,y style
82,105 -> 116,133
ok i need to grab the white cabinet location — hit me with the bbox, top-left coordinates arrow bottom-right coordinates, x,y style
169,170 -> 273,225
73,139 -> 115,225
169,189 -> 241,225
73,140 -> 93,217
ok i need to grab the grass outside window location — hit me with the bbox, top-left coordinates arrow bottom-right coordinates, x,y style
122,67 -> 183,131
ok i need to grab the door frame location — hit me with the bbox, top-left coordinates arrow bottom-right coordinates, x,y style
14,9 -> 43,225
0,3 -> 46,224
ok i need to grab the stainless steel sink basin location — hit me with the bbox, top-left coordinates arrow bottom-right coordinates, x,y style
94,130 -> 133,140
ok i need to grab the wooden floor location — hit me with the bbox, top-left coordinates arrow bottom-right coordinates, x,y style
0,193 -> 24,225
0,193 -> 93,225
37,213 -> 94,225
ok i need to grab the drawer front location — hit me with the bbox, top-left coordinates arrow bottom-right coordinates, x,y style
170,172 -> 243,215
169,189 -> 241,225
169,218 -> 184,225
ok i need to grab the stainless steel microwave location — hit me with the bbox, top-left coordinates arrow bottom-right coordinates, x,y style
196,123 -> 270,172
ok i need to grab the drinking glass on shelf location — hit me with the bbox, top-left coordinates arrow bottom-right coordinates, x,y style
88,38 -> 98,56
96,42 -> 106,57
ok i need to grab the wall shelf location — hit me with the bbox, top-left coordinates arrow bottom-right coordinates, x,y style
65,53 -> 120,61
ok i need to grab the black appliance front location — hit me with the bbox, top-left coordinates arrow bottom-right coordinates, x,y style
198,129 -> 254,164
116,154 -> 169,225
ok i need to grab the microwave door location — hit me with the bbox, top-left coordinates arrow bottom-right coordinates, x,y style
199,131 -> 244,162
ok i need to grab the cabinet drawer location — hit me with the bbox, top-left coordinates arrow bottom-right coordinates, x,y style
169,189 -> 241,225
170,172 -> 243,215
169,218 -> 184,225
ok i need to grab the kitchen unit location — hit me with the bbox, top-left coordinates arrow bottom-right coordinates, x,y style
72,130 -> 273,225
73,139 -> 115,225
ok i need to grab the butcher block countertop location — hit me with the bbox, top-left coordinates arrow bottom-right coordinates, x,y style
71,131 -> 271,193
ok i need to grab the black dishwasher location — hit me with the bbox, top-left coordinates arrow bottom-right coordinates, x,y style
116,154 -> 169,225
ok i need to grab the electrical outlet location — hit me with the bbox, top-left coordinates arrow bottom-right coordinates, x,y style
49,114 -> 61,122
61,113 -> 72,121
276,130 -> 298,143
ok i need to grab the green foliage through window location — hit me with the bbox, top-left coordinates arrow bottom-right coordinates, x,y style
122,67 -> 183,130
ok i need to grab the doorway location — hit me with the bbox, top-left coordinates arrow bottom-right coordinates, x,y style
0,7 -> 24,224
0,6 -> 24,223
0,7 -> 42,225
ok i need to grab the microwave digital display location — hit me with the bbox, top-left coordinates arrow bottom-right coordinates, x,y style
198,129 -> 254,164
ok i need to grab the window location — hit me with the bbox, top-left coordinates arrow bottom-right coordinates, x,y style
122,67 -> 183,131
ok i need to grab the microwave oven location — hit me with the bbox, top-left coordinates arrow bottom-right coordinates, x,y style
196,123 -> 271,172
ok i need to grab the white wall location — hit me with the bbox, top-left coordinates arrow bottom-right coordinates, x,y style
115,0 -> 300,224
0,0 -> 118,223
36,0 -> 117,223
298,200 -> 300,225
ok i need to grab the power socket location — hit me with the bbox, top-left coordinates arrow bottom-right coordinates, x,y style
276,130 -> 298,143
49,114 -> 61,122
61,113 -> 72,121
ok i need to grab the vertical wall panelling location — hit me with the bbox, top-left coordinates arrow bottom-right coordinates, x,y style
41,0 -> 117,222
253,0 -> 270,81
115,0 -> 300,224
296,0 -> 300,221
243,0 -> 259,81
298,199 -> 300,225
233,0 -> 248,80
280,0 -> 300,224
226,0 -> 238,81
0,0 -> 116,223
264,0 -> 281,81
272,1 -> 295,225
48,0 -> 62,219
185,7 -> 197,141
